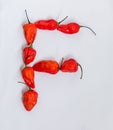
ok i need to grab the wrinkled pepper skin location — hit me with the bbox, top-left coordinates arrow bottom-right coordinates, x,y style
60,58 -> 78,72
33,60 -> 59,74
57,23 -> 80,34
35,19 -> 58,30
21,67 -> 35,88
23,89 -> 38,111
23,23 -> 37,45
23,47 -> 36,65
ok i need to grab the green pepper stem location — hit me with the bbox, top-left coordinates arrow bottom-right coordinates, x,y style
77,63 -> 83,79
58,16 -> 68,24
25,9 -> 31,24
30,44 -> 33,48
18,81 -> 32,90
80,25 -> 96,35
28,87 -> 32,91
18,81 -> 26,85
59,57 -> 64,69
25,64 -> 27,68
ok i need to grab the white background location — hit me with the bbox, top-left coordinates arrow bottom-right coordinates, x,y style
0,0 -> 113,130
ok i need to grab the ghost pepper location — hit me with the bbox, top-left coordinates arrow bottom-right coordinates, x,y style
23,10 -> 37,45
33,60 -> 59,74
23,46 -> 36,65
23,89 -> 38,111
35,16 -> 68,30
21,66 -> 35,88
60,58 -> 83,79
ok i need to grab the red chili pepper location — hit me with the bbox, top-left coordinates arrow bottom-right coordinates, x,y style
60,58 -> 83,79
23,89 -> 38,111
21,67 -> 35,88
57,22 -> 96,35
23,46 -> 36,65
23,10 -> 37,45
33,60 -> 59,74
35,19 -> 57,30
35,16 -> 68,30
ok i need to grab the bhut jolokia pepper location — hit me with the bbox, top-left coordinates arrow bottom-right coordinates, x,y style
35,16 -> 68,30
23,10 -> 37,45
57,22 -> 96,35
60,58 -> 83,79
21,66 -> 35,88
23,45 -> 36,65
23,88 -> 38,111
33,60 -> 59,74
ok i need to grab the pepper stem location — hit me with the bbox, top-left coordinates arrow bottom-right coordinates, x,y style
28,86 -> 32,91
25,9 -> 31,24
80,25 -> 96,35
30,44 -> 33,48
58,16 -> 68,24
18,81 -> 32,90
25,64 -> 27,68
59,57 -> 64,69
18,81 -> 26,85
77,63 -> 83,79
